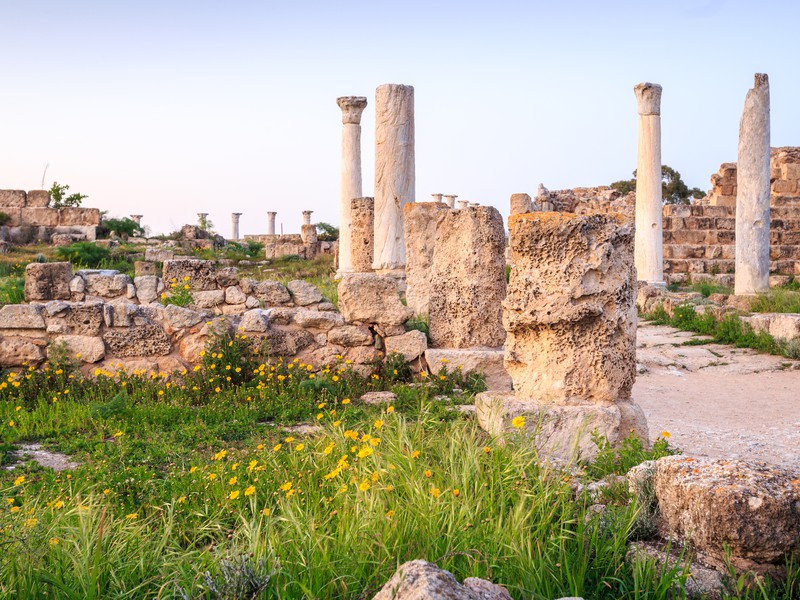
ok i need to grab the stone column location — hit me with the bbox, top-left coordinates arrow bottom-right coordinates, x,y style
475,212 -> 648,460
373,83 -> 415,276
431,193 -> 443,204
336,96 -> 368,276
302,210 -> 313,225
351,197 -> 374,272
404,202 -> 447,315
510,194 -> 532,215
443,195 -> 457,208
634,82 -> 664,285
735,73 -> 771,296
231,213 -> 242,240
267,212 -> 277,235
130,215 -> 143,225
457,200 -> 469,209
469,202 -> 480,208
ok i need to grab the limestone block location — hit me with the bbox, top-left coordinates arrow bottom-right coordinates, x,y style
337,274 -> 413,327
300,223 -> 317,245
58,207 -> 100,226
134,261 -> 157,277
424,348 -> 512,391
344,345 -> 380,367
384,329 -> 427,362
245,296 -> 259,309
294,309 -> 344,331
24,262 -> 73,301
162,259 -> 217,291
134,276 -> 164,304
65,303 -> 104,335
0,304 -> 46,329
781,162 -> 800,181
239,309 -> 271,333
767,314 -> 800,340
504,213 -> 636,403
654,456 -> 800,564
373,560 -> 512,600
21,207 -> 59,227
350,197 -> 374,272
221,303 -> 246,315
191,290 -> 225,308
103,324 -> 172,357
253,280 -> 291,305
428,206 -> 506,349
216,267 -> 239,287
0,336 -> 46,367
249,328 -> 314,356
26,190 -> 50,207
327,325 -> 373,347
1,207 -> 22,226
287,280 -> 324,306
145,247 -> 175,262
51,335 -> 105,363
80,270 -> 131,298
509,193 -> 532,215
403,202 -> 447,315
225,285 -> 246,305
163,304 -> 203,329
0,190 -> 26,208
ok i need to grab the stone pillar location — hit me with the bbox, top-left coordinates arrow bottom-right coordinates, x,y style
404,202 -> 447,315
337,96 -> 368,276
443,195 -> 457,209
510,194 -> 532,215
431,193 -> 443,204
457,200 -> 469,209
373,83 -> 415,276
634,82 -> 664,285
428,206 -> 506,348
267,212 -> 277,235
130,215 -> 143,225
469,202 -> 480,208
735,73 -> 771,296
475,212 -> 648,460
231,213 -> 242,240
302,210 -> 313,225
351,197 -> 374,272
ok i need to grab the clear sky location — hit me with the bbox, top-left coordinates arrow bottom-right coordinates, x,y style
2,0 -> 798,237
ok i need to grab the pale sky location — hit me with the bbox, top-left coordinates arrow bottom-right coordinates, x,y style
2,0 -> 798,237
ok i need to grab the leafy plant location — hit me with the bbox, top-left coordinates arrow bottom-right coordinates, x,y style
55,242 -> 111,268
99,217 -> 144,240
315,222 -> 339,241
0,211 -> 10,226
160,277 -> 194,307
49,181 -> 88,208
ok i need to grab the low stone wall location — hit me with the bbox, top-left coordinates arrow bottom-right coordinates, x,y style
243,233 -> 335,259
0,190 -> 100,244
706,147 -> 800,207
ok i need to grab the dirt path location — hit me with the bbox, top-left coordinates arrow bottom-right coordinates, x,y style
634,323 -> 800,470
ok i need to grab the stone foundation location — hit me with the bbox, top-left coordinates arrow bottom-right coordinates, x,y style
0,189 -> 100,243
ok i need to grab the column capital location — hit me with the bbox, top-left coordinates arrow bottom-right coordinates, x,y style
232,212 -> 242,218
337,96 -> 368,124
634,82 -> 662,115
267,211 -> 277,217
753,72 -> 769,89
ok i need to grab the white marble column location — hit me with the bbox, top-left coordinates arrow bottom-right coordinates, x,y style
267,212 -> 277,235
633,82 -> 664,285
231,213 -> 242,240
373,83 -> 415,275
443,195 -> 457,208
431,193 -> 443,204
130,214 -> 143,225
457,200 -> 469,209
735,73 -> 771,296
302,210 -> 313,225
336,96 -> 367,276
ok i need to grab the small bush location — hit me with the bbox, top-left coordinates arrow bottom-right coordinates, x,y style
0,276 -> 24,305
55,242 -> 111,268
160,277 -> 194,307
405,314 -> 430,342
0,211 -> 10,226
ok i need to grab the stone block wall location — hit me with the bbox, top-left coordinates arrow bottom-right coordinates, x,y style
243,234 -> 335,260
706,148 -> 800,208
0,189 -> 100,244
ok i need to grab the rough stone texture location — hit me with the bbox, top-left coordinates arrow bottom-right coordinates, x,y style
24,262 -> 72,301
191,290 -> 225,308
735,73 -> 771,295
372,560 -> 512,600
145,247 -> 174,262
52,335 -> 105,363
504,213 -> 636,402
294,309 -> 344,331
0,336 -> 46,366
509,193 -> 532,215
103,324 -> 172,357
252,329 -> 314,356
162,259 -> 217,291
403,202 -> 447,315
225,285 -> 246,305
287,280 -> 324,306
65,303 -> 104,335
0,304 -> 46,329
216,267 -> 239,288
428,206 -> 506,349
385,329 -> 427,362
26,190 -> 50,207
163,304 -> 203,329
361,391 -> 397,405
0,190 -> 27,207
338,274 -> 413,327
424,348 -> 512,391
239,309 -> 271,332
134,275 -> 164,304
327,325 -> 373,347
253,280 -> 291,305
58,207 -> 100,226
634,82 -> 664,284
300,223 -> 318,246
351,197 -> 375,272
373,84 -> 415,274
22,207 -> 59,226
80,270 -> 131,298
336,96 -> 368,275
654,456 -> 800,565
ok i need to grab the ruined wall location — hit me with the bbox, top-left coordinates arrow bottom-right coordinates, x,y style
707,148 -> 800,207
0,190 -> 100,245
539,186 -> 635,221
243,233 -> 335,259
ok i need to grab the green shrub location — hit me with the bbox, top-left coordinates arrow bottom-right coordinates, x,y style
0,211 -> 10,226
49,181 -> 87,208
55,242 -> 111,268
0,276 -> 24,305
99,217 -> 144,239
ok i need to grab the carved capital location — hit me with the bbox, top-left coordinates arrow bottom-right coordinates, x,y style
337,96 -> 368,124
753,73 -> 769,89
634,82 -> 662,116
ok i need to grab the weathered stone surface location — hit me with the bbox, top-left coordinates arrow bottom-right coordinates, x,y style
65,303 -> 104,335
45,300 -> 70,316
164,304 -> 204,329
351,197 -> 374,272
287,280 -> 323,306
191,290 -> 225,308
134,261 -> 157,277
225,285 -> 246,305
294,309 -> 344,331
162,259 -> 217,291
509,193 -> 532,215
0,336 -> 46,366
24,262 -> 73,301
26,190 -> 51,207
253,280 -> 291,305
216,266 -> 239,287
221,303 -> 246,315
504,213 -> 636,402
768,313 -> 800,340
385,329 -> 427,362
654,456 -> 800,564
80,270 -> 131,298
626,542 -> 724,599
328,324 -> 373,347
424,348 -> 512,391
360,391 -> 397,405
0,304 -> 46,329
103,324 -> 172,357
51,335 -> 105,363
429,206 -> 506,348
145,247 -> 174,262
134,275 -> 164,304
372,560 -> 512,600
240,309 -> 271,333
338,274 -> 413,327
58,207 -> 100,226
69,275 -> 85,294
404,202 -> 447,315
110,303 -> 138,328
0,190 -> 26,208
21,207 -> 59,226
252,329 -> 314,356
336,96 -> 368,275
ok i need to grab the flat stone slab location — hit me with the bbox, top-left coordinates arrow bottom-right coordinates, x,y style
7,443 -> 78,472
425,347 -> 511,391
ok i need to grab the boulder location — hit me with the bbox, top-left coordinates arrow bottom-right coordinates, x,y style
164,304 -> 204,329
134,275 -> 164,304
50,335 -> 105,363
191,290 -> 225,308
224,285 -> 247,305
328,325 -> 373,347
0,336 -> 46,367
240,309 -> 271,333
253,280 -> 292,305
24,262 -> 73,301
338,274 -> 413,327
216,267 -> 239,287
385,330 -> 427,362
162,259 -> 217,291
287,280 -> 324,306
0,304 -> 46,329
372,560 -> 512,600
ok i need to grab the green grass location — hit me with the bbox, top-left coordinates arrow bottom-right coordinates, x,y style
748,287 -> 800,314
0,275 -> 24,305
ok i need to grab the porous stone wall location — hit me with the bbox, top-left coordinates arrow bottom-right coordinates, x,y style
0,189 -> 100,244
243,234 -> 335,260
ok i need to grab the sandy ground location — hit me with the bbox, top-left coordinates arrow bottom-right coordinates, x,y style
634,323 -> 800,470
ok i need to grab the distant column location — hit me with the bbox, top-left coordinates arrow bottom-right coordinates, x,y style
267,212 -> 277,235
130,215 -> 143,225
457,200 -> 469,209
302,210 -> 313,225
510,194 -> 532,215
735,73 -> 771,296
231,213 -> 242,240
373,83 -> 415,275
633,82 -> 664,285
431,193 -> 443,204
443,195 -> 457,208
336,96 -> 368,276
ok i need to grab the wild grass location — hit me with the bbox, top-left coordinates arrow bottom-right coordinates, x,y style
748,287 -> 800,314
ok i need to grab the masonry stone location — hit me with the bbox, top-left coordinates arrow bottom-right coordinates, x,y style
338,274 -> 413,328
287,280 -> 324,306
24,262 -> 72,301
351,197 -> 375,272
103,324 -> 172,357
0,304 -> 46,329
162,259 -> 217,291
403,202 -> 447,315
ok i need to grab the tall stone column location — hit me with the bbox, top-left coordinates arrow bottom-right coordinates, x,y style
336,96 -> 368,276
231,213 -> 242,240
130,215 -> 143,225
351,197 -> 374,272
443,195 -> 457,209
267,212 -> 277,235
633,82 -> 664,285
373,83 -> 415,276
735,73 -> 771,296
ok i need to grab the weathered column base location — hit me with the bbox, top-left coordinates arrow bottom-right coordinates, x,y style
373,268 -> 407,291
424,348 -> 511,391
475,391 -> 649,462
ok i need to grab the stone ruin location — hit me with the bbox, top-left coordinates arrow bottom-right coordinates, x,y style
243,210 -> 336,260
